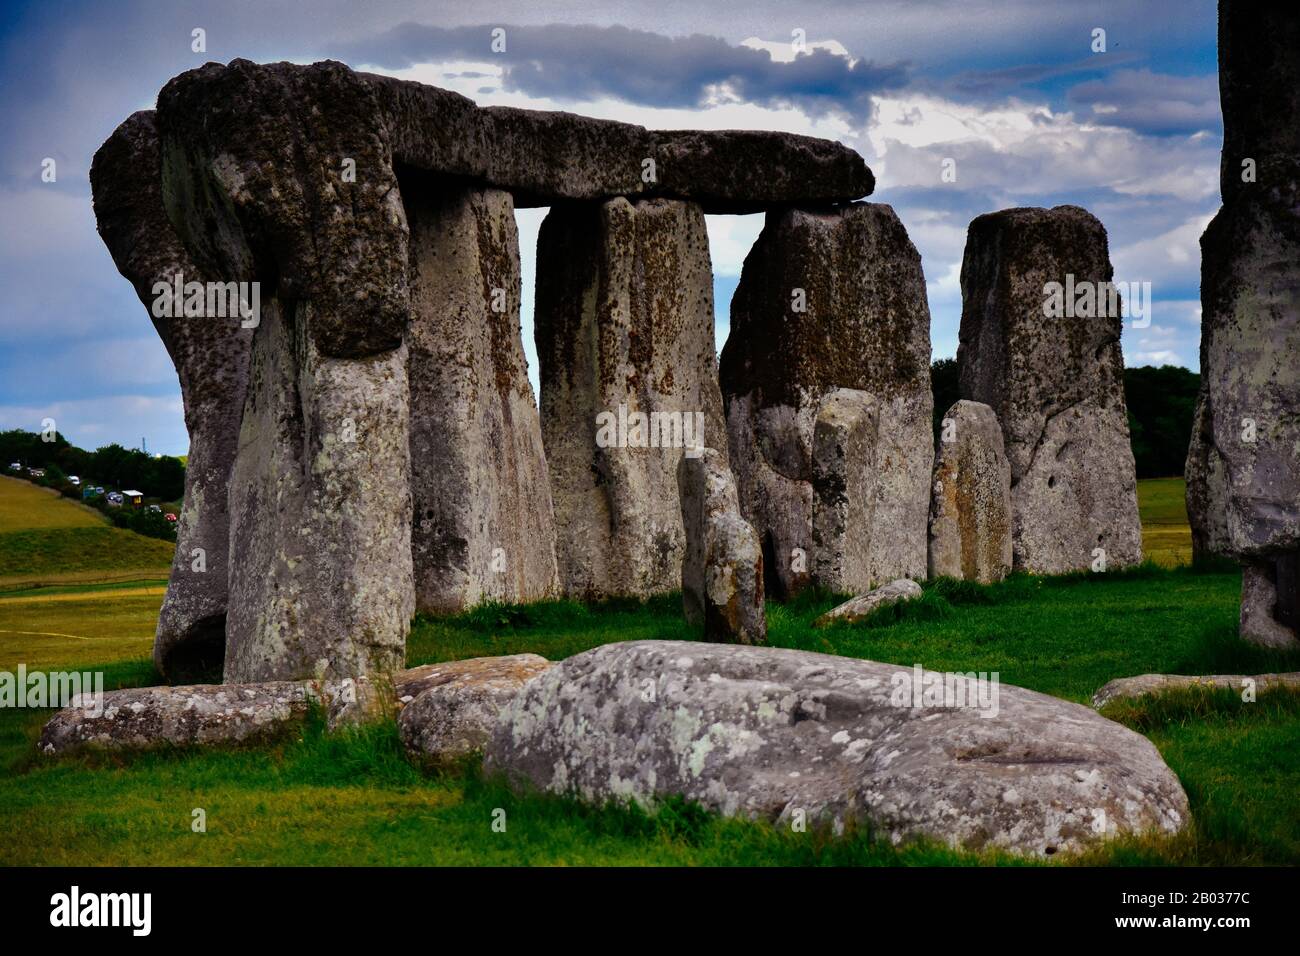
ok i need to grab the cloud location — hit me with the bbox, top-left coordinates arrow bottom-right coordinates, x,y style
335,23 -> 909,119
1067,69 -> 1220,136
0,394 -> 187,457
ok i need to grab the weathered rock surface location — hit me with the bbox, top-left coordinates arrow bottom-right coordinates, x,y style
1240,558 -> 1300,650
486,641 -> 1190,856
224,299 -> 414,682
396,654 -> 552,762
364,69 -> 873,212
90,112 -> 252,683
813,578 -> 923,628
677,449 -> 766,644
1092,671 -> 1300,709
536,198 -> 726,599
928,400 -> 1013,583
1185,384 -> 1232,561
404,180 -> 557,612
957,205 -> 1142,575
38,678 -> 380,754
720,203 -> 934,599
1217,5 -> 1300,204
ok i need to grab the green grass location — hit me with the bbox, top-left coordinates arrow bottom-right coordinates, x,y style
1137,477 -> 1194,568
0,475 -> 174,590
3,476 -> 1298,866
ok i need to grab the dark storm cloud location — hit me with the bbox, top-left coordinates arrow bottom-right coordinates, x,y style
333,23 -> 909,116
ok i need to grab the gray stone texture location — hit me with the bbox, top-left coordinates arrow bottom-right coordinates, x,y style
813,578 -> 924,627
677,449 -> 766,644
90,111 -> 253,683
403,179 -> 557,612
957,205 -> 1142,575
535,197 -> 726,599
720,203 -> 934,599
1092,670 -> 1300,710
486,641 -> 1190,857
928,400 -> 1013,583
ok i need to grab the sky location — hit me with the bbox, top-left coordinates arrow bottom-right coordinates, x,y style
0,0 -> 1221,457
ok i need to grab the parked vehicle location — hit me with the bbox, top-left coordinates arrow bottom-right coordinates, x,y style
165,513 -> 178,522
27,468 -> 45,478
7,462 -> 20,472
68,476 -> 81,486
106,492 -> 124,506
147,504 -> 161,513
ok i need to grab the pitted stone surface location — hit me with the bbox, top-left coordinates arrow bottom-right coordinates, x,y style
1185,384 -> 1232,561
536,198 -> 726,599
677,449 -> 766,644
485,641 -> 1190,857
720,203 -> 933,599
957,205 -> 1141,574
928,400 -> 1013,583
396,654 -> 553,762
813,578 -> 923,627
1092,671 -> 1300,709
38,679 -> 380,754
91,111 -> 252,683
224,299 -> 414,682
404,181 -> 557,612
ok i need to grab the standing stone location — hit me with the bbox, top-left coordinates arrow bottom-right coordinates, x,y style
224,299 -> 414,682
677,448 -> 765,644
957,205 -> 1142,575
404,179 -> 557,612
928,400 -> 1013,583
90,111 -> 252,682
1195,3 -> 1300,649
155,59 -> 417,681
720,203 -> 934,599
536,198 -> 726,600
811,387 -> 930,594
1185,384 -> 1231,562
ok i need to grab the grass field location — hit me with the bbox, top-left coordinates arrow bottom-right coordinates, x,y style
1137,477 -> 1194,568
0,476 -> 173,590
2,476 -> 1298,866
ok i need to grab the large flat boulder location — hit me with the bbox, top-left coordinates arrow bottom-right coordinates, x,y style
536,198 -> 726,599
90,112 -> 253,683
404,180 -> 557,612
720,203 -> 933,599
957,205 -> 1141,574
485,641 -> 1190,857
928,400 -> 1013,583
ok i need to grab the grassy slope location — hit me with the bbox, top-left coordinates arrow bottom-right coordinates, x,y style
0,476 -> 174,589
2,479 -> 1297,866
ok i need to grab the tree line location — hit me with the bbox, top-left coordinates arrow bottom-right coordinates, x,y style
0,429 -> 185,501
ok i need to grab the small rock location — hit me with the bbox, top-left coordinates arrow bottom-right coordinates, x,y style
814,578 -> 923,628
396,655 -> 552,763
1092,671 -> 1300,709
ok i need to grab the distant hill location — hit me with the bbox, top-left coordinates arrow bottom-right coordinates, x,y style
0,476 -> 174,589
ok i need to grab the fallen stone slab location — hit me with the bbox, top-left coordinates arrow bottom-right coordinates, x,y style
721,203 -> 933,599
957,205 -> 1142,574
396,654 -> 552,763
928,400 -> 1013,584
813,578 -> 923,628
38,678 -> 381,755
90,111 -> 253,683
485,641 -> 1190,857
1092,672 -> 1300,709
